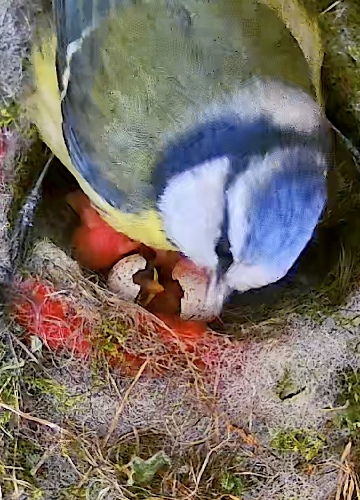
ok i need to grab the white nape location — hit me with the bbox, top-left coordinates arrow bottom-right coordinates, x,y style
158,156 -> 230,269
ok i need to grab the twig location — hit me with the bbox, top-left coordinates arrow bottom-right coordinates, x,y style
102,360 -> 148,448
331,123 -> 360,173
0,399 -> 65,433
321,401 -> 349,412
65,455 -> 84,478
10,153 -> 54,276
335,441 -> 360,500
186,437 -> 230,499
75,465 -> 94,490
320,1 -> 342,16
30,444 -> 58,477
8,331 -> 44,368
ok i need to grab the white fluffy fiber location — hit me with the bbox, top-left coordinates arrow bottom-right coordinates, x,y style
0,0 -> 40,104
218,314 -> 359,434
1,1 -> 360,498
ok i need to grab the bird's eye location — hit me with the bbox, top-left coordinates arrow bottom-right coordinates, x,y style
215,237 -> 233,277
215,238 -> 231,258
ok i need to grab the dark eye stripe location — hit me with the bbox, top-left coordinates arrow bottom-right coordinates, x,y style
215,240 -> 233,277
215,238 -> 231,258
215,196 -> 233,275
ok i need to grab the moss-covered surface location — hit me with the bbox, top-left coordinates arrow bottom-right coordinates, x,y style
2,1 -> 360,499
306,0 -> 360,144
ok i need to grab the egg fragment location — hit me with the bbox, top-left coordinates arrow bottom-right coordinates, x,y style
108,253 -> 221,320
172,258 -> 219,321
107,254 -> 165,304
107,254 -> 147,302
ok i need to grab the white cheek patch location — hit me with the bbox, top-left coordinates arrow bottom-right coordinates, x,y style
158,156 -> 230,268
225,261 -> 285,293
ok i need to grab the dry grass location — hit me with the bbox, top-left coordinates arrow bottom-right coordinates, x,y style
335,442 -> 360,500
2,0 -> 360,499
1,233 -> 358,499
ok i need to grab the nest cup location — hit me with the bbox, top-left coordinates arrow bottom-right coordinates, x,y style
1,0 -> 359,342
2,2 -> 360,499
12,121 -> 360,340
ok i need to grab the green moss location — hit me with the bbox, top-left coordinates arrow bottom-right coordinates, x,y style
59,486 -> 87,499
25,377 -> 84,412
270,429 -> 326,462
275,368 -> 304,400
100,318 -> 129,339
0,341 -> 24,433
321,5 -> 360,141
0,438 -> 45,499
336,369 -> 360,433
98,318 -> 129,355
29,490 -> 45,500
220,471 -> 247,496
302,0 -> 360,141
14,438 -> 44,473
123,451 -> 171,486
0,102 -> 20,127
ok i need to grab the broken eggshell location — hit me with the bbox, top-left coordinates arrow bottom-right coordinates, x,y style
172,258 -> 220,321
107,253 -> 164,304
107,254 -> 147,302
108,253 -> 221,321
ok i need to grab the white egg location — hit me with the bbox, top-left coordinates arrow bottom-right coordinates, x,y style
172,259 -> 219,321
107,254 -> 147,302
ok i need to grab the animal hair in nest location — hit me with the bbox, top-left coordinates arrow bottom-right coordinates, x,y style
18,240 -> 360,499
0,0 -> 45,281
0,0 -> 43,105
23,240 -> 236,378
0,130 -> 20,282
3,0 -> 360,497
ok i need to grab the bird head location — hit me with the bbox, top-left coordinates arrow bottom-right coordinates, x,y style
155,80 -> 331,313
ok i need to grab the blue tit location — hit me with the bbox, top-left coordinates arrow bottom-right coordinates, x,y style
24,0 -> 331,308
154,78 -> 331,307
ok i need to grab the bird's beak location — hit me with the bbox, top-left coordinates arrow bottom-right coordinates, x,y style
205,268 -> 229,317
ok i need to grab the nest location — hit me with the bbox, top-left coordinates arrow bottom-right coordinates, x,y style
1,1 -> 360,499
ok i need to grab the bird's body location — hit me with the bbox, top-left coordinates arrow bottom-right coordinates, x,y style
25,0 -> 332,307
